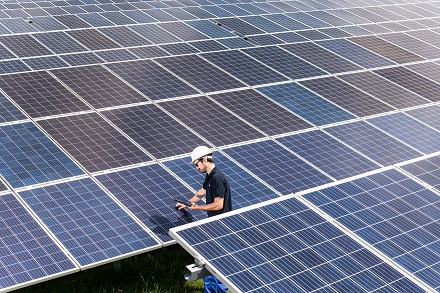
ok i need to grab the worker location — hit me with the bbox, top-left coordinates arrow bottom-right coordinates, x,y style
176,146 -> 232,293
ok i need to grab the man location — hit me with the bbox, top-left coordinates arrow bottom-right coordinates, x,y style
176,145 -> 232,293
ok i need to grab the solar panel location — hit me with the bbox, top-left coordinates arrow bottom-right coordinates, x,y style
95,163 -> 206,243
101,103 -> 206,159
0,71 -> 90,118
325,121 -> 423,166
23,56 -> 69,70
367,112 -> 440,155
338,71 -> 430,109
37,112 -> 152,173
316,38 -> 395,69
349,36 -> 425,64
379,33 -> 440,60
159,42 -> 200,55
209,89 -> 312,135
281,42 -> 363,73
215,17 -> 264,35
0,34 -> 53,58
304,169 -> 440,291
104,59 -> 199,100
155,54 -> 246,93
406,61 -> 440,84
0,193 -> 77,292
0,122 -> 84,188
66,29 -> 121,51
98,26 -> 152,47
400,155 -> 440,191
277,130 -> 380,180
222,139 -> 332,194
243,46 -> 326,79
0,93 -> 27,123
18,178 -> 161,267
159,95 -> 264,146
170,195 -> 426,293
299,77 -> 394,117
405,105 -> 440,131
257,82 -> 356,126
32,31 -> 88,54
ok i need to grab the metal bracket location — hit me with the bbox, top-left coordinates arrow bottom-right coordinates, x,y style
184,258 -> 211,282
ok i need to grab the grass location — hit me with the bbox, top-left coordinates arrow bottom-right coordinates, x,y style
14,245 -> 204,293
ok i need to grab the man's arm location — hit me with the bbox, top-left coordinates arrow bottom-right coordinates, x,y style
190,197 -> 223,211
176,188 -> 206,210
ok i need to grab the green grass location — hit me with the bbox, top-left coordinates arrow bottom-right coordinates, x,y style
15,245 -> 204,293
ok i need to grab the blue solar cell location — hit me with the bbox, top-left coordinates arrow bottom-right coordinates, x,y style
163,153 -> 279,208
257,82 -> 356,126
304,169 -> 440,290
0,193 -> 77,291
19,178 -> 160,266
217,37 -> 255,49
217,4 -> 252,16
163,7 -> 198,20
120,10 -> 157,23
325,121 -> 422,166
171,196 -> 425,293
0,122 -> 84,188
286,12 -> 332,28
95,49 -> 137,62
96,164 -> 206,243
263,13 -> 310,30
277,130 -> 379,180
316,39 -> 395,68
77,12 -> 115,27
23,56 -> 69,70
222,140 -> 332,194
29,16 -> 69,30
59,52 -> 103,66
128,24 -> 181,44
0,93 -> 27,123
240,15 -> 288,33
367,113 -> 440,154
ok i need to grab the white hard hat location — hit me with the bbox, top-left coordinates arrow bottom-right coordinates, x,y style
191,146 -> 212,162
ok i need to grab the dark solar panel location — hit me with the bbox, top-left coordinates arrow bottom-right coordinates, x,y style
307,10 -> 352,26
171,195 -> 425,292
304,169 -> 440,291
262,13 -> 310,30
316,39 -> 395,69
102,104 -> 206,159
159,95 -> 264,146
60,52 -> 103,66
0,18 -> 41,33
189,40 -> 228,52
37,113 -> 152,173
128,24 -> 182,44
0,71 -> 90,118
77,12 -> 115,27
100,11 -> 137,24
243,46 -> 326,79
159,42 -> 200,55
374,67 -> 440,102
95,49 -> 137,62
128,46 -> 169,59
98,26 -> 152,47
18,178 -> 160,267
257,82 -> 356,126
209,89 -> 312,135
32,31 -> 88,54
406,29 -> 440,48
0,122 -> 84,188
155,55 -> 246,93
295,29 -> 331,41
400,155 -> 440,191
286,12 -> 332,28
349,36 -> 425,64
95,164 -> 206,243
0,43 -> 15,59
222,140 -> 332,194
104,59 -> 198,100
299,77 -> 394,117
0,193 -> 77,292
277,130 -> 379,180
325,121 -> 422,166
367,113 -> 440,155
346,7 -> 388,22
339,71 -> 430,109
28,16 -> 69,30
240,15 -> 288,33
0,60 -> 31,74
186,19 -> 235,38
50,65 -> 148,108
282,42 -> 363,73
201,50 -> 288,86
66,29 -> 121,51
0,34 -> 53,58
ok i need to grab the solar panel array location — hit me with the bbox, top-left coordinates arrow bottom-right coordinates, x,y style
1,0 -> 440,291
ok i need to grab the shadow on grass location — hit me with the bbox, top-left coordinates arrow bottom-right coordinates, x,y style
15,245 -> 204,293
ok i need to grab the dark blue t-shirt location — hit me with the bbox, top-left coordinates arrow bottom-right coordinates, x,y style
202,166 -> 232,217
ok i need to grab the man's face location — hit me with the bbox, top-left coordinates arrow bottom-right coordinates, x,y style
194,158 -> 207,173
